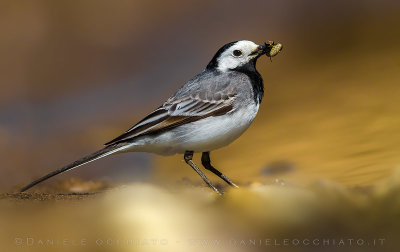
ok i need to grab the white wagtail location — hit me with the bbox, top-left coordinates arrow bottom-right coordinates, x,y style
20,40 -> 282,194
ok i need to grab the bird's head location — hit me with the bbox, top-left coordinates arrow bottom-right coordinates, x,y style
206,40 -> 268,72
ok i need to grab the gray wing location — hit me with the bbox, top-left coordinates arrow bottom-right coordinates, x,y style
105,71 -> 237,145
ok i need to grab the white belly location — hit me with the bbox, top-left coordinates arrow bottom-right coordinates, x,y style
126,103 -> 259,155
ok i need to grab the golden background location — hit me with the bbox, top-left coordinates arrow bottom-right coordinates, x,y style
1,0 -> 400,190
1,1 -> 400,251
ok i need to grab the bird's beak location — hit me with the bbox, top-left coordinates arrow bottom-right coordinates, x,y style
250,41 -> 283,59
249,44 -> 267,57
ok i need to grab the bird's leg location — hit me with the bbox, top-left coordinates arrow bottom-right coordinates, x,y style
184,151 -> 222,195
201,152 -> 239,188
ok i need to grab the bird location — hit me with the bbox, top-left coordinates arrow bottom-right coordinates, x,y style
20,40 -> 282,194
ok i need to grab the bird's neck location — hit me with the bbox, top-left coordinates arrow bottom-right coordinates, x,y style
233,62 -> 264,104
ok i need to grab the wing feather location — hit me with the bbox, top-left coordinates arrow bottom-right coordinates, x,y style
105,76 -> 237,145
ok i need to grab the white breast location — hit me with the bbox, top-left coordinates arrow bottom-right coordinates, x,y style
128,103 -> 260,155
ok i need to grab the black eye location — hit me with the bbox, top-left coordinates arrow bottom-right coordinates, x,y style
233,50 -> 242,57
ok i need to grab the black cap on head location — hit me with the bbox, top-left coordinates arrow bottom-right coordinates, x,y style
206,41 -> 238,70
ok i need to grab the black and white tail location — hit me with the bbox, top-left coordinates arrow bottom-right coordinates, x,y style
20,144 -> 128,192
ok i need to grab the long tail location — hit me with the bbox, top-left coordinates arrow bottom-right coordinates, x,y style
20,144 -> 128,192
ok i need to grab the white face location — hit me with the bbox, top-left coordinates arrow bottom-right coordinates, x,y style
217,40 -> 260,72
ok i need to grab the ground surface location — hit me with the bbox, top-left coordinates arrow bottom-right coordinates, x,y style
1,173 -> 400,252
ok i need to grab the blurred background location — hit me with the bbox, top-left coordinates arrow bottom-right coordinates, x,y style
2,1 -> 400,252
1,0 -> 400,191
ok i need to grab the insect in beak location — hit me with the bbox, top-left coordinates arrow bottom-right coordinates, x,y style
265,41 -> 283,62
